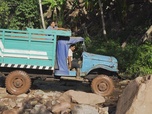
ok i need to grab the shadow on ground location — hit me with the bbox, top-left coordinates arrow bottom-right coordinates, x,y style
32,78 -> 92,93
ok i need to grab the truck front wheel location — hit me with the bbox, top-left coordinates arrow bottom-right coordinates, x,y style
91,75 -> 114,96
5,70 -> 31,95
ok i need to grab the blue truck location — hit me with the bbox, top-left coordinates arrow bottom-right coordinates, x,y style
0,28 -> 119,96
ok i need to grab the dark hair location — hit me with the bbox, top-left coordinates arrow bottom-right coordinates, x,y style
70,44 -> 75,47
48,20 -> 56,25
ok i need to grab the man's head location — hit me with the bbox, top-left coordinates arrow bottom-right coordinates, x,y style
50,21 -> 56,28
70,44 -> 76,51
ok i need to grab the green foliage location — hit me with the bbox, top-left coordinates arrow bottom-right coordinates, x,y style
42,0 -> 65,8
42,0 -> 66,26
8,0 -> 40,30
0,0 -> 10,28
125,42 -> 152,77
84,36 -> 92,48
88,37 -> 152,78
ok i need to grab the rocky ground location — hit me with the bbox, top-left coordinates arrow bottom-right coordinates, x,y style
0,78 -> 130,114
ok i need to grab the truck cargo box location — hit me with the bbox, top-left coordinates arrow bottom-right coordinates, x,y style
0,28 -> 71,70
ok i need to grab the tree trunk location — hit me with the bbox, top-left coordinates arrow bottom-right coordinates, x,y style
98,0 -> 107,41
138,25 -> 152,44
39,0 -> 46,29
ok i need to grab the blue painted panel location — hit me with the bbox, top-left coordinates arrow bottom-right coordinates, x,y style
81,52 -> 118,73
28,59 -> 53,66
0,57 -> 3,63
0,28 -> 71,68
30,41 -> 55,51
3,58 -> 28,64
4,39 -> 29,50
55,71 -> 76,76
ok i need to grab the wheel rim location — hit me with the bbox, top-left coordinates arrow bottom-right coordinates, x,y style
98,82 -> 108,91
10,76 -> 25,91
13,78 -> 24,88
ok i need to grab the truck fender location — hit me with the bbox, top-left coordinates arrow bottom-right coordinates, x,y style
86,64 -> 118,75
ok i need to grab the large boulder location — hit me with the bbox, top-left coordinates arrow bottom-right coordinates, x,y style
116,75 -> 152,114
62,90 -> 105,105
51,90 -> 105,114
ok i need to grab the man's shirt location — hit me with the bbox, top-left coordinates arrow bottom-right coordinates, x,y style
68,48 -> 73,61
47,26 -> 58,30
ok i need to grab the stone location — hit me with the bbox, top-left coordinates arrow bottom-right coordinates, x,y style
2,109 -> 18,114
71,104 -> 99,114
33,90 -> 45,96
51,101 -> 71,114
8,99 -> 16,108
118,80 -> 130,85
0,88 -> 7,94
30,104 -> 47,114
45,101 -> 53,111
62,90 -> 105,105
17,94 -> 28,98
116,75 -> 152,114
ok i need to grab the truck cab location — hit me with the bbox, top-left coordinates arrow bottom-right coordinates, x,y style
55,36 -> 119,96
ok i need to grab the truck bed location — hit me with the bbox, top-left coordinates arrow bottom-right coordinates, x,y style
0,28 -> 71,71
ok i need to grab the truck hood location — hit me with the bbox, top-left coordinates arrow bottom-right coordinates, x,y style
83,52 -> 117,63
82,52 -> 118,72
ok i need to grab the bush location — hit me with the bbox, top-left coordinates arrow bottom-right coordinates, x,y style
126,42 -> 152,77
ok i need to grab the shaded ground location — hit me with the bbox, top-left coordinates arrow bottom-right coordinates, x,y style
32,78 -> 92,93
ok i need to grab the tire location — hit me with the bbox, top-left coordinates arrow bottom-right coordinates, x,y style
5,70 -> 31,95
91,75 -> 114,96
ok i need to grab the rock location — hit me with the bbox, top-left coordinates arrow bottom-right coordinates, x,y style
51,101 -> 71,114
16,97 -> 25,108
46,91 -> 62,98
2,109 -> 18,114
58,92 -> 72,103
0,104 -> 8,113
0,87 -> 7,94
98,107 -> 109,114
17,94 -> 28,98
51,100 -> 57,105
116,75 -> 152,114
42,94 -> 49,99
30,100 -> 38,106
62,90 -> 105,105
33,90 -> 45,97
8,99 -> 16,108
118,80 -> 130,85
71,104 -> 99,114
45,100 -> 53,111
0,87 -> 8,98
33,104 -> 47,113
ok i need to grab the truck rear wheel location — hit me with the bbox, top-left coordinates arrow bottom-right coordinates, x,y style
5,70 -> 31,95
91,75 -> 114,96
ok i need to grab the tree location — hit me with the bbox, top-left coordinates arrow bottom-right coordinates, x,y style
39,0 -> 46,29
0,0 -> 10,28
42,0 -> 66,27
98,0 -> 107,40
8,0 -> 41,30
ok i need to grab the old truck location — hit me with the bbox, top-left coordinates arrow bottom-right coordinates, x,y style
0,28 -> 119,96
